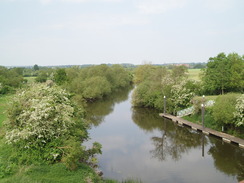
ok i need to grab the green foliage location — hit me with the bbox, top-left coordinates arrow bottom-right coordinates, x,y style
202,52 -> 244,94
193,63 -> 206,69
65,64 -> 132,101
3,83 -> 101,170
133,64 -> 157,84
33,64 -> 39,71
183,110 -> 218,130
234,94 -> 244,127
132,65 -> 195,114
0,66 -> 24,94
212,93 -> 240,127
35,69 -> 53,83
54,68 -> 67,85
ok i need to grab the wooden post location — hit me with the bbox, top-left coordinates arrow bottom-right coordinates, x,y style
201,103 -> 205,128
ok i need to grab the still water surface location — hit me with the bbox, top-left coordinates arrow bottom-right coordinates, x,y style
85,88 -> 244,183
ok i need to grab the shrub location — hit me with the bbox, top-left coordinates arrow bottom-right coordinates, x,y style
4,83 -> 101,169
212,93 -> 240,127
234,94 -> 244,127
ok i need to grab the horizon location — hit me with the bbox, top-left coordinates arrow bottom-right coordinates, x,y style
3,62 -> 207,68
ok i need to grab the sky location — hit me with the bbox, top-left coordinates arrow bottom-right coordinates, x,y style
0,0 -> 243,66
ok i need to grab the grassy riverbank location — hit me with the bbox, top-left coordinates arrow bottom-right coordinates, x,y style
0,94 -> 141,183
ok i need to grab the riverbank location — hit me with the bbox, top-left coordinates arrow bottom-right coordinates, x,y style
0,94 -> 141,183
0,94 -> 105,182
160,113 -> 244,148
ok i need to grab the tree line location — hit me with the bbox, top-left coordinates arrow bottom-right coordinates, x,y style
132,52 -> 244,135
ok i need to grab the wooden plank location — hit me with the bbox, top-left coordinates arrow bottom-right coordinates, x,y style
159,113 -> 244,147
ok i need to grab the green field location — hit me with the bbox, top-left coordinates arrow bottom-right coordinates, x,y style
24,77 -> 36,83
187,69 -> 202,81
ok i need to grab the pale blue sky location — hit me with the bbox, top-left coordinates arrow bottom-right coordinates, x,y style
0,0 -> 243,66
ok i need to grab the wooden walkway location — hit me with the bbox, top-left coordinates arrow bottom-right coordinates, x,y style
159,113 -> 244,148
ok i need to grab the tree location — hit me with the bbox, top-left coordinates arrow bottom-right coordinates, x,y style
0,66 -> 24,94
228,53 -> 244,92
132,65 -> 195,114
64,64 -> 132,101
35,70 -> 48,83
33,64 -> 39,71
202,52 -> 244,94
54,68 -> 67,85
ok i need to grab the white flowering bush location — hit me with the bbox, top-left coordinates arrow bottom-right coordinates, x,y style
4,83 -> 101,169
170,81 -> 195,115
5,83 -> 77,145
234,94 -> 244,127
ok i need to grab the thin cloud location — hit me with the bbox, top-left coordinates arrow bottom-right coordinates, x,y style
136,0 -> 188,14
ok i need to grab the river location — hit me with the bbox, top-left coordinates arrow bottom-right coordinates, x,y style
85,87 -> 244,183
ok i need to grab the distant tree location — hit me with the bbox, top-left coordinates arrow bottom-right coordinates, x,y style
33,64 -> 39,71
0,66 -> 24,94
64,64 -> 132,101
202,52 -> 244,94
171,65 -> 188,83
193,63 -> 206,69
54,68 -> 67,85
35,70 -> 48,83
133,64 -> 157,84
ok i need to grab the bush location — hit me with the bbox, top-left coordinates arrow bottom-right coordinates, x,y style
132,65 -> 195,114
0,66 -> 24,94
4,83 -> 101,169
212,93 -> 240,127
234,94 -> 244,127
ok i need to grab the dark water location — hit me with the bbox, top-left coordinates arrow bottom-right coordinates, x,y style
85,88 -> 244,183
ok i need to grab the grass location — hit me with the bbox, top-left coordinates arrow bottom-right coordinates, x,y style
182,111 -> 219,131
0,95 -> 12,127
0,163 -> 105,183
187,69 -> 202,81
24,77 -> 36,83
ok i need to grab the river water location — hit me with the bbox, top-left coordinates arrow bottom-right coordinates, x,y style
85,87 -> 244,183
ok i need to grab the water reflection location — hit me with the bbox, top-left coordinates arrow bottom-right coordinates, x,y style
87,88 -> 244,183
132,107 -> 207,161
208,138 -> 244,181
86,86 -> 133,126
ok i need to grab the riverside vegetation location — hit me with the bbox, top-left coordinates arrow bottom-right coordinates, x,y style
0,52 -> 243,182
0,65 -> 140,182
132,52 -> 244,138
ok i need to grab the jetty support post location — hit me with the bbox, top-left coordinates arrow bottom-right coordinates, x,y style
201,103 -> 205,128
